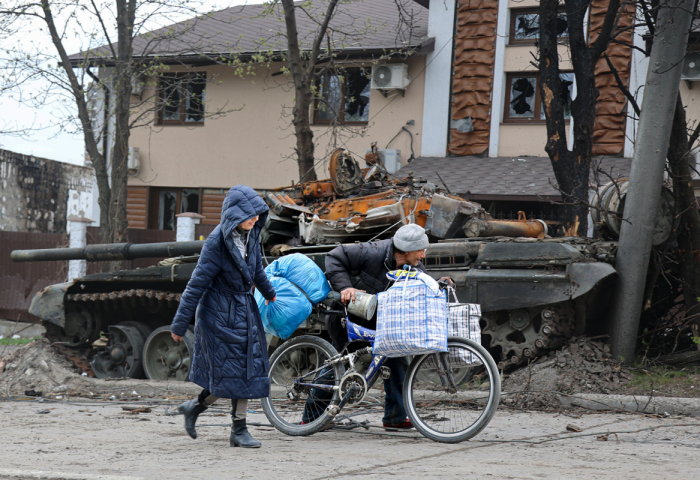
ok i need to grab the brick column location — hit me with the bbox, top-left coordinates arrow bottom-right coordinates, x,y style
67,216 -> 92,280
176,212 -> 205,242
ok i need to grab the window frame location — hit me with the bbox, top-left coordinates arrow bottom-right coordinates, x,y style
508,7 -> 569,46
156,72 -> 206,126
502,72 -> 574,124
148,187 -> 203,230
313,68 -> 371,126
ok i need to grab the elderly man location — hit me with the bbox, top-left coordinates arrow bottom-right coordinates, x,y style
320,223 -> 447,429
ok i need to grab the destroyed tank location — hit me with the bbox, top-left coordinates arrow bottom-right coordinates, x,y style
10,148 -> 631,376
12,233 -> 619,376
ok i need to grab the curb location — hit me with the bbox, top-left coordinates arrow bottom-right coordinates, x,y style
557,393 -> 700,417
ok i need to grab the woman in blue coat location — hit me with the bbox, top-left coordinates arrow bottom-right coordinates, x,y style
170,185 -> 276,448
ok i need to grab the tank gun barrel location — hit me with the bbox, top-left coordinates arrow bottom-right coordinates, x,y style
11,241 -> 205,263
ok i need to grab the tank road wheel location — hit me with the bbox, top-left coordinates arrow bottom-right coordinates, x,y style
143,326 -> 194,381
91,321 -> 151,379
481,302 -> 575,368
44,303 -> 100,347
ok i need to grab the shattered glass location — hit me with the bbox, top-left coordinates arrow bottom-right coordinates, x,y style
541,73 -> 574,120
344,70 -> 370,122
513,12 -> 568,40
317,74 -> 342,121
185,75 -> 206,123
160,78 -> 181,121
509,77 -> 536,117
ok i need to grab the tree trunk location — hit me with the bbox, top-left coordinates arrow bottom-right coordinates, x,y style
668,92 -> 700,342
538,0 -> 620,235
281,0 -> 317,182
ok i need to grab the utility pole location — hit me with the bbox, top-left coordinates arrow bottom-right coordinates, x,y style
609,0 -> 695,363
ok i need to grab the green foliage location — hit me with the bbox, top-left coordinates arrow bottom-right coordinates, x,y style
0,335 -> 41,346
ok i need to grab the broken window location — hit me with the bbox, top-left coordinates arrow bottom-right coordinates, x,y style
503,73 -> 573,123
509,8 -> 568,45
157,73 -> 206,125
150,188 -> 201,230
314,69 -> 370,124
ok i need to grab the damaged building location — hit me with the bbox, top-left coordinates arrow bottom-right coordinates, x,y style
0,148 -> 94,233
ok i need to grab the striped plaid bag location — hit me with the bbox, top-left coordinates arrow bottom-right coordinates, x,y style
373,268 -> 448,358
446,288 -> 482,363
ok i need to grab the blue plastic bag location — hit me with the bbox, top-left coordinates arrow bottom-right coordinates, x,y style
255,276 -> 313,340
264,253 -> 330,303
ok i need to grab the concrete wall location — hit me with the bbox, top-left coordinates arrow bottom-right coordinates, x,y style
127,57 -> 426,190
0,149 -> 94,233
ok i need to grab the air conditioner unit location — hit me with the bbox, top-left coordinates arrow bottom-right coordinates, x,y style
682,52 -> 700,80
370,64 -> 411,90
366,148 -> 402,173
127,146 -> 140,174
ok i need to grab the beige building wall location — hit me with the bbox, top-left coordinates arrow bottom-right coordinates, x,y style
128,57 -> 425,190
497,2 -> 572,157
680,82 -> 700,133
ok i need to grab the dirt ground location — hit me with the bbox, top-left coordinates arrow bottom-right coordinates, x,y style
1,338 -> 700,479
0,398 -> 698,480
2,337 -> 700,407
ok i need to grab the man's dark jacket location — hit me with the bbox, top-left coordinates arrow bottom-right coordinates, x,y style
171,185 -> 276,399
325,239 -> 426,295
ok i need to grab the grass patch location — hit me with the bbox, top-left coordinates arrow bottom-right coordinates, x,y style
630,365 -> 700,389
0,335 -> 41,346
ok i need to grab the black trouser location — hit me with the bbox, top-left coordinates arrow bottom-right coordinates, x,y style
302,314 -> 409,425
198,388 -> 247,420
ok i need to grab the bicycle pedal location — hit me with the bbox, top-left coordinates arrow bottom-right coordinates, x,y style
326,405 -> 340,417
380,366 -> 391,380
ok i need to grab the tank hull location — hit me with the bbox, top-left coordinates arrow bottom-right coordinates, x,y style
23,238 -> 617,376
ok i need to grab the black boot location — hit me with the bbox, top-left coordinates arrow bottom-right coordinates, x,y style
230,419 -> 261,448
178,399 -> 207,439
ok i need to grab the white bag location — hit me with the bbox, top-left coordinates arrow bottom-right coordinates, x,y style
446,288 -> 482,363
373,268 -> 448,358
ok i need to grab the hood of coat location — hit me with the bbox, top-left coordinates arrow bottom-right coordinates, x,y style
220,185 -> 269,239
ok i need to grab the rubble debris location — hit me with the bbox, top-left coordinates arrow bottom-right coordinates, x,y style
502,336 -> 633,410
0,338 -> 87,396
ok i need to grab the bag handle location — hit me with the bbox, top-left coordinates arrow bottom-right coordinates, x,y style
447,286 -> 460,304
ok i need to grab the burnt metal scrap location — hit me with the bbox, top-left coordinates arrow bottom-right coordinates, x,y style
261,146 -> 552,246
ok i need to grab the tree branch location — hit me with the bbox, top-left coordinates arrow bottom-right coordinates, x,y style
603,52 -> 640,116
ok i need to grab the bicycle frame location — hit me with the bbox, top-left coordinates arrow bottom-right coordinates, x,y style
291,318 -> 387,396
291,317 -> 459,403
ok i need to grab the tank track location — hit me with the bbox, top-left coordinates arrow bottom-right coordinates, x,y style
54,344 -> 96,378
66,289 -> 182,310
482,301 -> 575,369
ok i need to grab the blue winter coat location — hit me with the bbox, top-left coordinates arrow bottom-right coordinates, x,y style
170,185 -> 276,399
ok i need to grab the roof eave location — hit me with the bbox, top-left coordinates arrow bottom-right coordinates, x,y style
68,37 -> 435,68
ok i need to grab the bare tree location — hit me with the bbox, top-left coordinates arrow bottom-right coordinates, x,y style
538,0 -> 623,235
257,0 -> 423,182
0,0 -> 232,260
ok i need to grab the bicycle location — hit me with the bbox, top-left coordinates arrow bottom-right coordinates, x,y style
261,290 -> 501,443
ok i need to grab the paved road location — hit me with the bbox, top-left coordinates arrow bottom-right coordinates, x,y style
0,398 -> 698,479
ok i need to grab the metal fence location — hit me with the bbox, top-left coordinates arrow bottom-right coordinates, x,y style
195,223 -> 217,240
0,228 -> 179,323
0,231 -> 68,322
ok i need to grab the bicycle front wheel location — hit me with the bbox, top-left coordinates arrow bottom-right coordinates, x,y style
404,336 -> 500,443
261,335 -> 345,436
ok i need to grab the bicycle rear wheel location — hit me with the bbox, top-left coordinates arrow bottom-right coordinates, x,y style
404,336 -> 500,443
261,335 -> 345,436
